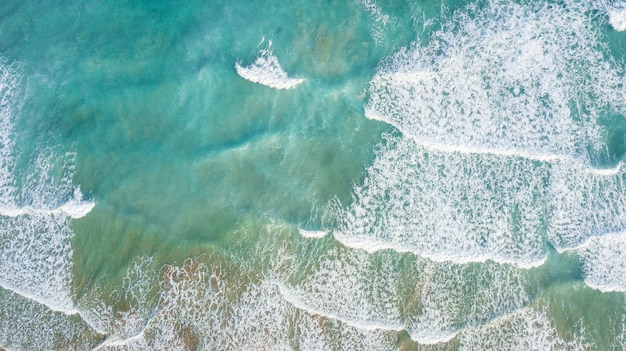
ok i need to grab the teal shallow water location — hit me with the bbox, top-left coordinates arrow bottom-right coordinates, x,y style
1,0 -> 626,350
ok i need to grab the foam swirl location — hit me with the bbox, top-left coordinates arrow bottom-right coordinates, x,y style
236,40 -> 304,90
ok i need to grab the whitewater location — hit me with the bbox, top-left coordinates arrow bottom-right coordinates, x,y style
2,0 -> 626,350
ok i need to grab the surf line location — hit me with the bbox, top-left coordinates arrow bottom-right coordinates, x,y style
0,186 -> 94,219
0,202 -> 94,219
278,280 -> 539,345
330,230 -> 548,270
365,110 -> 623,176
277,281 -> 405,332
0,284 -> 80,316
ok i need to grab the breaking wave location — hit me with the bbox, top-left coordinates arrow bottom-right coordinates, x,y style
365,0 -> 625,163
336,0 -> 626,287
335,134 -> 550,267
235,39 -> 305,90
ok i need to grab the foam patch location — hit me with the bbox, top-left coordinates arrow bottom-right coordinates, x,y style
82,257 -> 398,351
548,161 -> 626,251
0,287 -> 101,351
406,259 -> 530,344
278,238 -> 530,345
458,307 -> 589,350
365,0 -> 625,162
578,231 -> 626,292
336,134 -> 550,267
236,40 -> 304,89
0,58 -> 93,317
605,2 -> 626,31
0,214 -> 78,314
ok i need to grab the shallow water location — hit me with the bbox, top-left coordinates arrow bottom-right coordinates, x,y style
1,0 -> 626,350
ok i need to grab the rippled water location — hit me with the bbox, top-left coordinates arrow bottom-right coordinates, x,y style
1,0 -> 626,350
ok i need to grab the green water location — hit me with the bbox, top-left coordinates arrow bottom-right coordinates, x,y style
2,0 -> 626,350
2,0 -> 397,278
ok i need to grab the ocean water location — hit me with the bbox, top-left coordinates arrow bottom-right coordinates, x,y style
1,0 -> 626,349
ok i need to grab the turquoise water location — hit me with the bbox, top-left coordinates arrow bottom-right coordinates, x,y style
1,0 -> 626,350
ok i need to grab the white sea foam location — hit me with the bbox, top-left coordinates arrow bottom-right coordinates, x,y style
0,189 -> 94,219
458,307 -> 589,350
0,214 -> 79,315
356,0 -> 396,45
293,313 -> 397,351
365,0 -> 625,162
298,228 -> 328,238
335,133 -> 626,286
618,316 -> 626,349
78,256 -> 158,341
278,282 -> 404,332
336,135 -> 550,268
59,187 -> 95,218
357,0 -> 391,26
278,245 -> 405,333
0,59 -> 93,317
80,257 -> 290,350
235,40 -> 304,90
206,267 -> 394,350
224,239 -> 394,350
70,235 -> 544,350
606,3 -> 626,31
577,231 -> 626,292
338,0 -> 626,269
81,256 -> 399,351
548,160 -> 626,251
405,259 -> 530,345
276,239 -> 531,345
0,287 -> 101,351
335,140 -> 626,272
